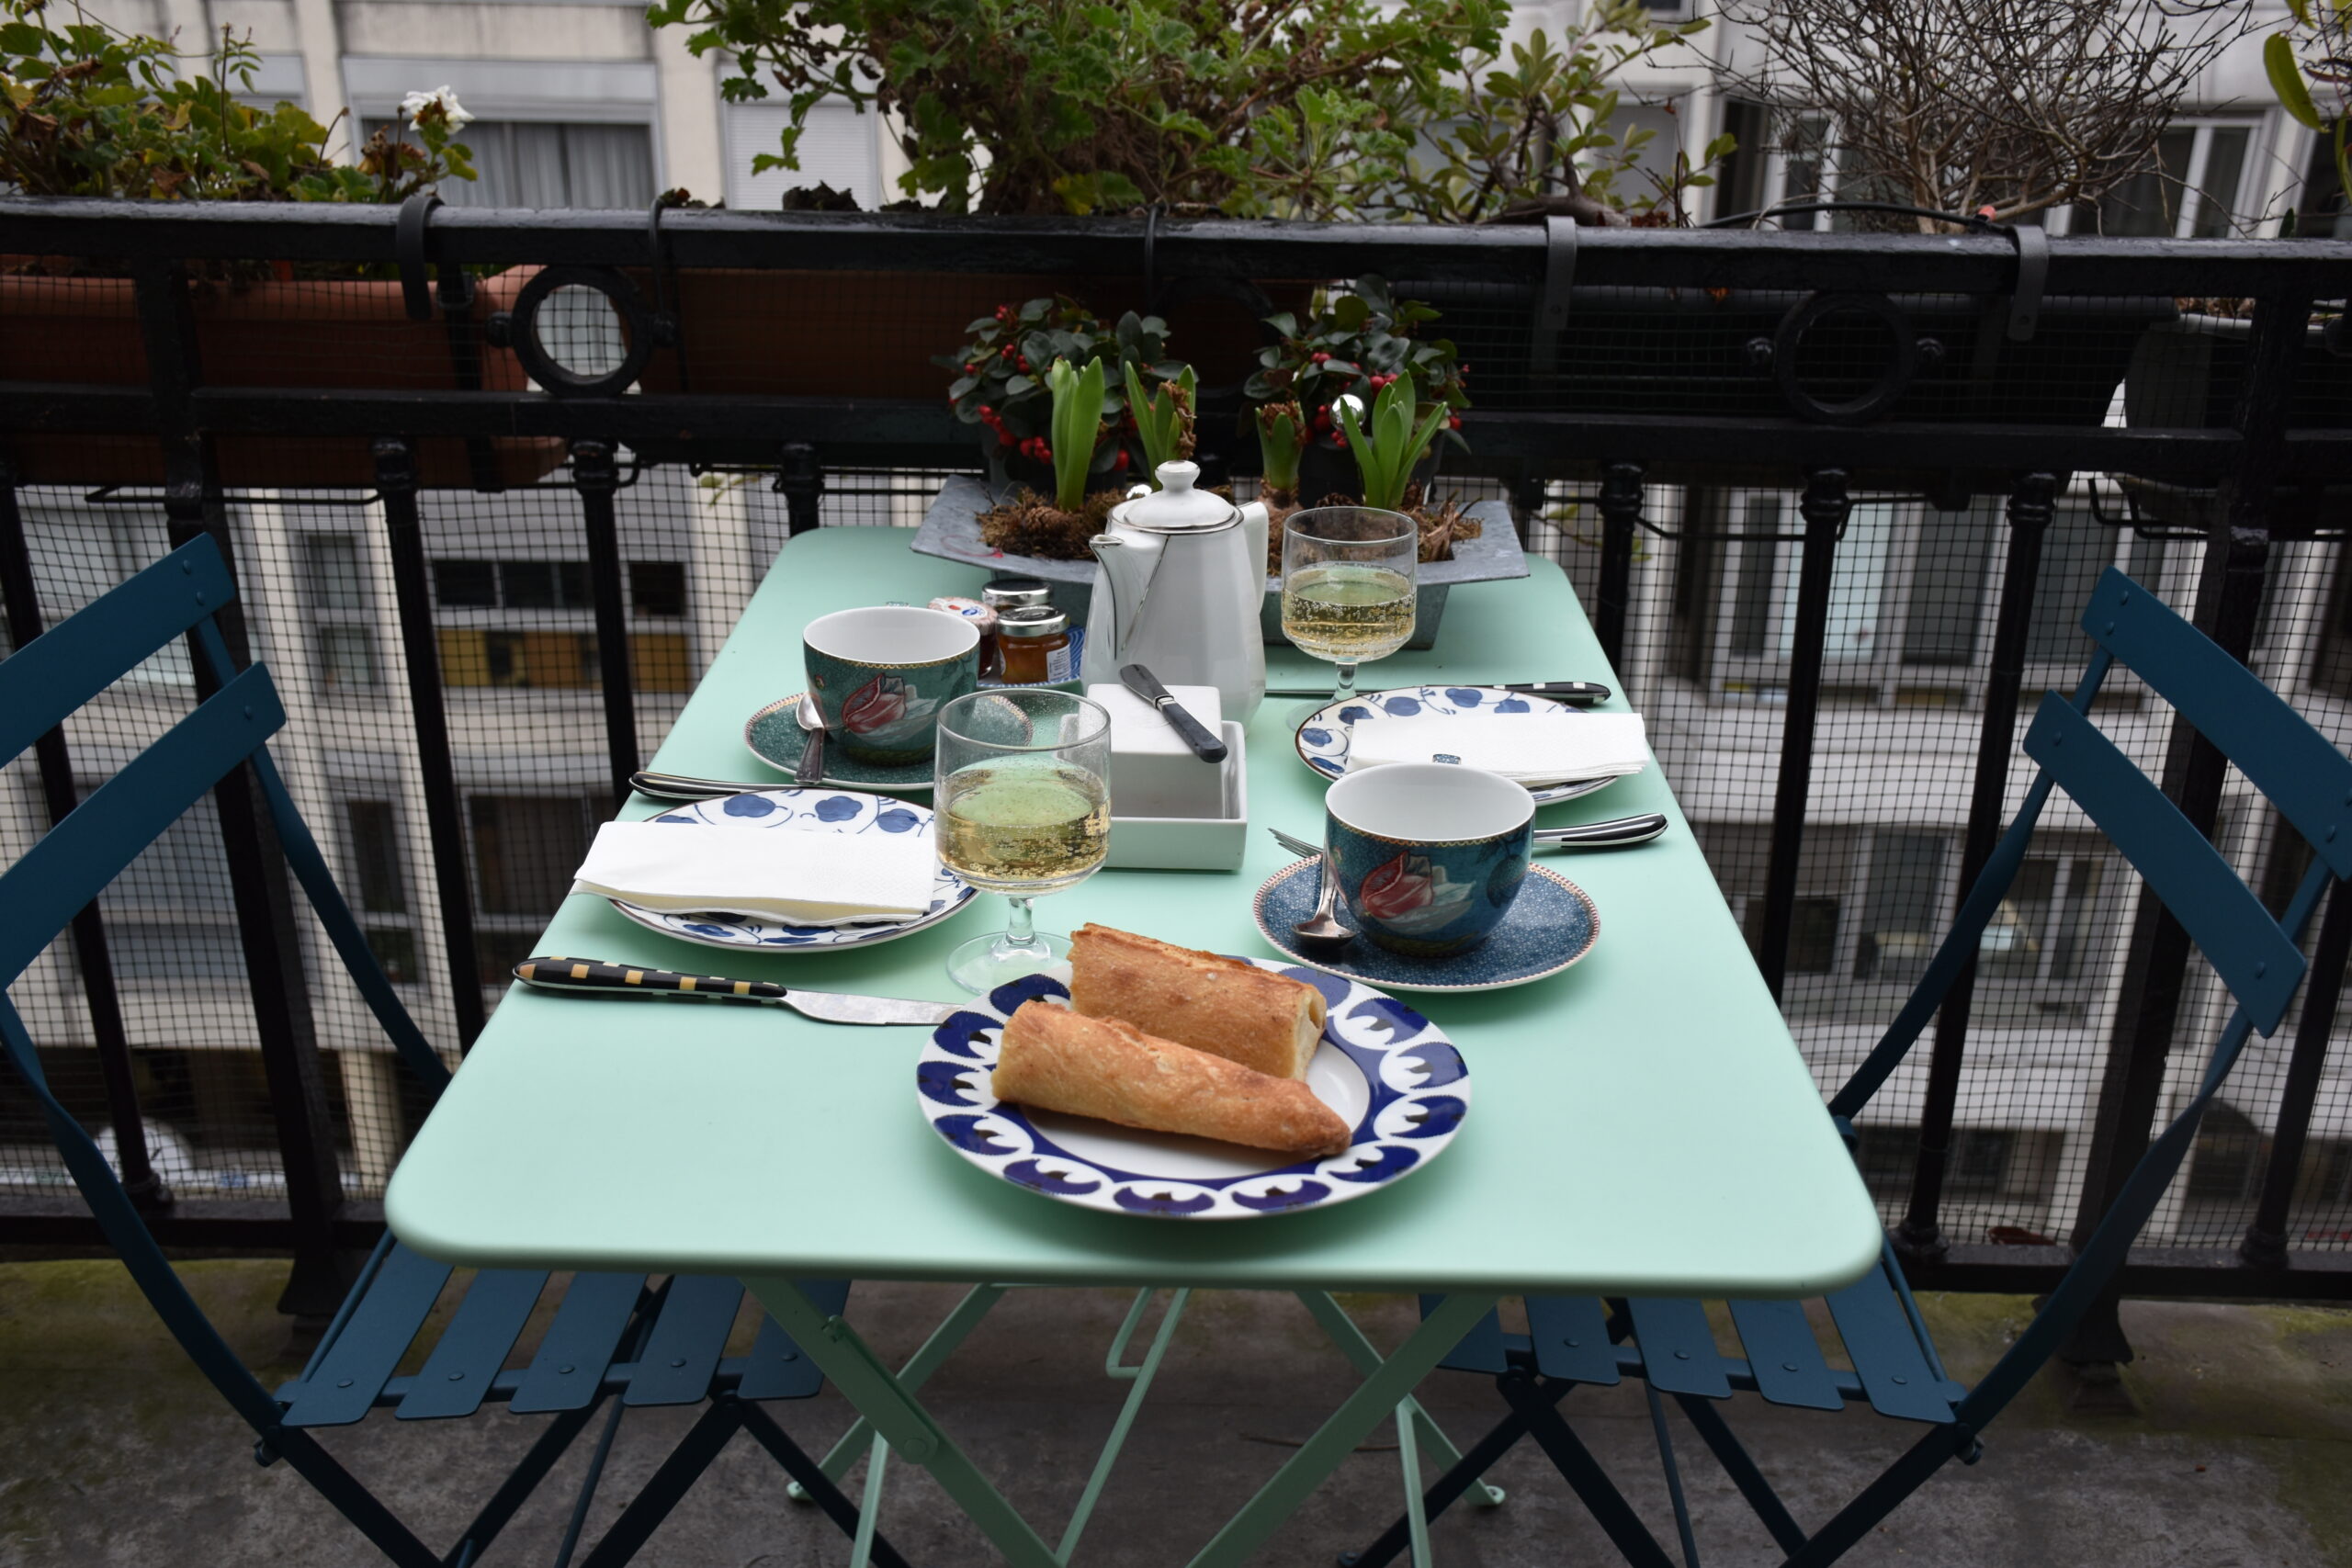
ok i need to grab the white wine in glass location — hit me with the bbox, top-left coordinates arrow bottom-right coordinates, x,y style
933,689 -> 1113,993
1281,507 -> 1418,714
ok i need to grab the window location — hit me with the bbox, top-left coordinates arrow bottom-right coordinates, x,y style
344,800 -> 418,984
724,98 -> 881,210
469,795 -> 602,985
432,558 -> 692,693
305,536 -> 379,690
2087,121 -> 2262,238
96,793 -> 243,980
23,511 -> 190,686
1684,491 -> 2155,706
1855,1126 -> 2018,1203
365,120 -> 654,209
1855,833 -> 1946,986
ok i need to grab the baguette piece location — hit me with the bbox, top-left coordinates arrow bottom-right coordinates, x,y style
1069,923 -> 1326,1079
992,1001 -> 1351,1158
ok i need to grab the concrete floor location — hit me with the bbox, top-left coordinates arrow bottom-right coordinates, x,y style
0,1260 -> 2346,1567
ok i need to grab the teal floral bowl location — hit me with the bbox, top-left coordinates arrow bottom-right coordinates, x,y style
1324,761 -> 1534,958
804,605 -> 979,765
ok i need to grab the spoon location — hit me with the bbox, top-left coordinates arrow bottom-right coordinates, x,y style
794,692 -> 830,785
1290,846 -> 1357,951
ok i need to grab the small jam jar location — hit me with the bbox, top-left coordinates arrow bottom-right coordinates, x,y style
930,595 -> 999,675
994,605 -> 1073,684
981,578 -> 1053,614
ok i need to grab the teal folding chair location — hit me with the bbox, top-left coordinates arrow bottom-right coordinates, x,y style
0,535 -> 901,1568
1348,566 -> 2352,1568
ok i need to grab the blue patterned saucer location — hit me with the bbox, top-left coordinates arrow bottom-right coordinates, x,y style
1292,685 -> 1619,806
744,694 -> 934,793
605,789 -> 974,953
917,962 -> 1469,1221
1253,858 -> 1599,992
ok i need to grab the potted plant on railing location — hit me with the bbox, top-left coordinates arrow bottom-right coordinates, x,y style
0,5 -> 554,488
634,0 -> 1522,401
940,297 -> 1184,493
970,356 -> 1130,558
1244,274 -> 1468,514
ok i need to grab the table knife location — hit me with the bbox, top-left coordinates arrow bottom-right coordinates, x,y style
1119,662 -> 1228,762
1261,680 -> 1612,706
513,957 -> 961,1026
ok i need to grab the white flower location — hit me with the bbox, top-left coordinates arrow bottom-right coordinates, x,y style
399,85 -> 473,129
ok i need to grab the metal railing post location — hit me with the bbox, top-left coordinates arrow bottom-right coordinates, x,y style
135,260 -> 351,1315
374,438 -> 487,1047
777,442 -> 826,536
0,454 -> 162,1211
571,439 -> 640,811
1756,468 -> 1849,1002
1895,473 -> 2057,1262
2064,280 -> 2306,1368
2242,876 -> 2352,1268
1594,462 -> 1643,670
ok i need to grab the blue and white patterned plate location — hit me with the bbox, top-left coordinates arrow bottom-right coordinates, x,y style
917,962 -> 1469,1221
1293,685 -> 1619,805
605,789 -> 974,953
1253,859 -> 1599,992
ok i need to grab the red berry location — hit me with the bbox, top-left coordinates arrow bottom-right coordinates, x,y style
1037,444 -> 1051,462
1311,350 -> 1330,364
979,404 -> 994,418
1114,449 -> 1130,468
1333,434 -> 1348,447
1017,356 -> 1031,372
1448,415 -> 1462,430
999,431 -> 1014,446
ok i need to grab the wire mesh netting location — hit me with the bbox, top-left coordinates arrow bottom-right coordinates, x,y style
1,240 -> 2347,1278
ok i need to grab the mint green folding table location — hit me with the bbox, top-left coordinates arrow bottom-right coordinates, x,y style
386,526 -> 1882,1568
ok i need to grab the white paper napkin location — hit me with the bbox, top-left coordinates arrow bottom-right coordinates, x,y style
1344,712 -> 1650,784
572,818 -> 937,926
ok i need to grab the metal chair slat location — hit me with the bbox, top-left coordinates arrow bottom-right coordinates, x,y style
735,1280 -> 847,1402
1726,1299 -> 1844,1412
2024,694 -> 2303,1033
395,1270 -> 549,1421
625,1275 -> 746,1407
1525,1295 -> 1621,1385
2082,568 -> 2352,878
1624,1298 -> 1734,1399
510,1271 -> 648,1414
283,1245 -> 454,1428
1822,1266 -> 1954,1424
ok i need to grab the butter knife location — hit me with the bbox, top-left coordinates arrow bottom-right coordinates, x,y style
513,957 -> 961,1026
1119,662 -> 1227,762
1262,680 -> 1611,705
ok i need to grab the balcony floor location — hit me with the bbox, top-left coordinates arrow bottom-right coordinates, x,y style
1,1260 -> 2346,1566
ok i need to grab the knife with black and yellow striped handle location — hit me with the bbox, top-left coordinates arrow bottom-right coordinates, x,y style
513,957 -> 960,1026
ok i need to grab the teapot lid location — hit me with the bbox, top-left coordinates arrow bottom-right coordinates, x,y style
1114,461 -> 1238,533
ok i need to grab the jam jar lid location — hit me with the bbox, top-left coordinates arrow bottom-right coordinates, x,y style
996,605 -> 1069,637
982,578 -> 1053,608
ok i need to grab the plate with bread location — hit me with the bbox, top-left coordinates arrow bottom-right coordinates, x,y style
916,925 -> 1469,1220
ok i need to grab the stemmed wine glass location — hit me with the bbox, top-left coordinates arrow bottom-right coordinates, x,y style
933,688 -> 1113,994
1280,506 -> 1419,719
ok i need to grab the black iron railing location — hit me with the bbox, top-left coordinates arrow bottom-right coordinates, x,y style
1,198 -> 2348,1327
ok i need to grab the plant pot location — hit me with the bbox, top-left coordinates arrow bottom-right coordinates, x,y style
910,474 -> 1525,650
2120,312 -> 2352,530
1397,279 -> 2173,428
0,268 -> 563,489
628,271 -> 1311,400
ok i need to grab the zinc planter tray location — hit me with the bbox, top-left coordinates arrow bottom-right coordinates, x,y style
910,475 -> 1527,650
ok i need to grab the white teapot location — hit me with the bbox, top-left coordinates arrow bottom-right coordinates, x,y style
1081,460 -> 1267,720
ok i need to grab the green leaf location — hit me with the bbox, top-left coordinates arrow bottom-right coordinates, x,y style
2269,33 -> 2325,130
